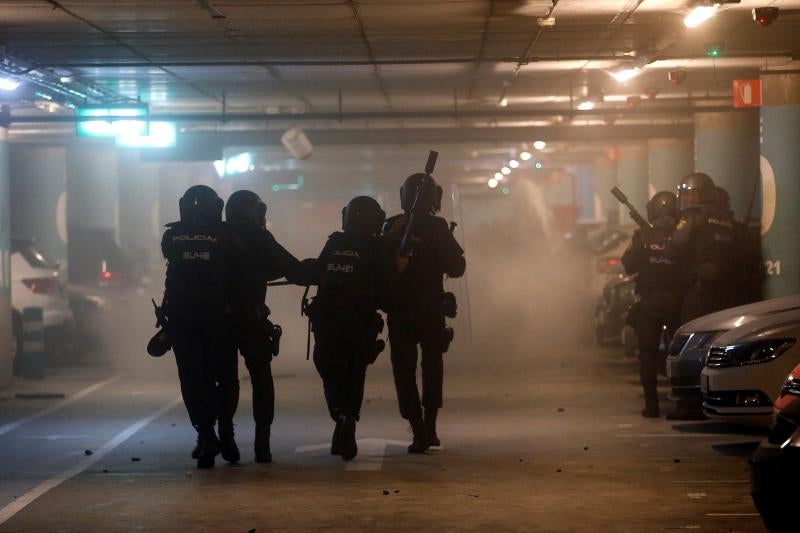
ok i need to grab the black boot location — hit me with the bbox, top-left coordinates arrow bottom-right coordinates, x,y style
331,418 -> 343,456
218,422 -> 240,464
424,407 -> 440,447
254,425 -> 272,463
641,382 -> 660,418
407,417 -> 429,454
339,416 -> 358,461
195,429 -> 220,469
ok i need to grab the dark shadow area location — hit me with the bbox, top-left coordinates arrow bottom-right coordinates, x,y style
711,441 -> 762,457
671,421 -> 769,436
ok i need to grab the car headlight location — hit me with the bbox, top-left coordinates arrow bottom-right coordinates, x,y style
709,339 -> 795,367
781,374 -> 800,397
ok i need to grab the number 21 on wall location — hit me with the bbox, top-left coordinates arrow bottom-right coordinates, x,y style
765,259 -> 782,276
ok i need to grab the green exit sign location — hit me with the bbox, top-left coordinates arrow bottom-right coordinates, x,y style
75,104 -> 149,138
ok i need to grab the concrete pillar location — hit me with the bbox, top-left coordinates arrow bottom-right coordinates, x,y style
648,138 -> 693,196
760,73 -> 800,298
593,156 -> 617,226
66,143 -> 119,284
118,152 -> 161,274
567,164 -> 595,221
0,128 -> 12,387
10,146 -> 68,265
695,111 -> 760,219
616,143 -> 649,226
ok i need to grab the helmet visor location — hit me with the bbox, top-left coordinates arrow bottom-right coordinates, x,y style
678,187 -> 701,210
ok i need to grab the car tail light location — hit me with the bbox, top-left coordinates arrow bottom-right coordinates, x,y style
98,270 -> 126,284
597,257 -> 621,273
22,277 -> 59,294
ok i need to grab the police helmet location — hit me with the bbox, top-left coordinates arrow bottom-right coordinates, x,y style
710,186 -> 731,213
647,191 -> 679,225
225,189 -> 267,228
400,173 -> 443,214
677,172 -> 714,210
342,196 -> 386,237
179,185 -> 223,223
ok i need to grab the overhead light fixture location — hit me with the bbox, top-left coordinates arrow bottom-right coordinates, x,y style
60,76 -> 74,84
499,97 -> 508,107
214,152 -> 254,178
533,140 -> 546,150
488,178 -> 499,189
501,166 -> 511,175
494,172 -> 504,181
0,77 -> 20,91
535,161 -> 544,169
116,121 -> 177,149
577,98 -> 596,111
509,159 -> 519,169
520,151 -> 532,161
684,3 -> 719,28
610,67 -> 641,83
706,42 -> 724,57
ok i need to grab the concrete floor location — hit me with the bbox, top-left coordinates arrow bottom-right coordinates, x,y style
0,346 -> 766,532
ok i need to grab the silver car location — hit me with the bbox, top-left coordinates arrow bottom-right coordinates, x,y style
667,295 -> 800,404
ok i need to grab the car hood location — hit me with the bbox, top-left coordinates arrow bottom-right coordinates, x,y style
713,307 -> 800,346
676,294 -> 800,335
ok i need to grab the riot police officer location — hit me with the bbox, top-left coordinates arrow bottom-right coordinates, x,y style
673,173 -> 740,324
161,185 -> 242,468
383,173 -> 466,453
220,189 -> 310,463
621,191 -> 684,417
309,196 -> 388,461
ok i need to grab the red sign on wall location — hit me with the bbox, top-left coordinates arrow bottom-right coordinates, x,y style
733,79 -> 762,108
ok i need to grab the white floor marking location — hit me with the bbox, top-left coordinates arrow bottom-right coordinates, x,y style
21,435 -> 93,440
614,433 -> 751,438
0,395 -> 181,526
673,480 -> 748,484
705,513 -> 760,517
295,438 -> 409,471
0,375 -> 123,437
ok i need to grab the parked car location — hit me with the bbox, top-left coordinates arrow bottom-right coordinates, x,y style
10,238 -> 76,362
749,362 -> 800,532
667,295 -> 800,410
594,272 -> 637,354
701,308 -> 800,426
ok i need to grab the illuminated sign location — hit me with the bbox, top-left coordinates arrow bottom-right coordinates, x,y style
75,104 -> 149,138
115,122 -> 176,148
213,152 -> 254,178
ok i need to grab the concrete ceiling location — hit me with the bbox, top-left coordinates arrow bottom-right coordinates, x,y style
0,0 -> 798,123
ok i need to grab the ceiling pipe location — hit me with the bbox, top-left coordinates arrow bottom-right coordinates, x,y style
5,105 -> 743,124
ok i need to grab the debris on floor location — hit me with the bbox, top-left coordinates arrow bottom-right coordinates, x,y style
131,457 -> 141,462
84,449 -> 93,456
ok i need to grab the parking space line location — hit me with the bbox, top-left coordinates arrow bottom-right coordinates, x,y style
0,375 -> 123,437
0,395 -> 181,526
705,513 -> 760,517
614,433 -> 750,438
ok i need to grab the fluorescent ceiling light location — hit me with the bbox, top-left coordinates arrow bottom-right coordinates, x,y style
488,178 -> 498,189
501,166 -> 511,175
577,99 -> 596,111
533,140 -> 547,150
0,78 -> 20,91
498,97 -> 508,107
494,172 -> 504,180
610,67 -> 641,83
115,121 -> 177,148
684,4 -> 719,28
520,151 -> 532,161
509,159 -> 519,169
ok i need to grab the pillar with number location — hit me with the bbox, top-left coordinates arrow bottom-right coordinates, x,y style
760,73 -> 800,297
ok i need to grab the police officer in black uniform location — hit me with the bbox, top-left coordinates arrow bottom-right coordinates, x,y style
383,173 -> 466,453
220,189 -> 310,463
309,196 -> 388,461
161,185 -> 242,468
621,191 -> 684,417
673,173 -> 740,324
